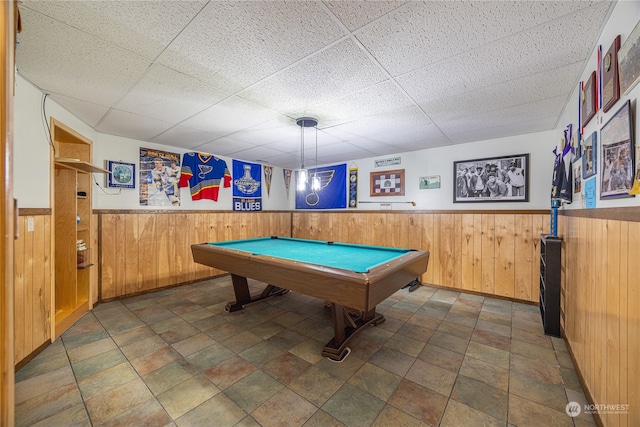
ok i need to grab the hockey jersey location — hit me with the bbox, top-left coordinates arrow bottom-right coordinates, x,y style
178,152 -> 231,201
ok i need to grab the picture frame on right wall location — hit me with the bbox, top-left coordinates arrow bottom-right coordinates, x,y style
582,131 -> 597,179
600,100 -> 634,199
619,18 -> 640,96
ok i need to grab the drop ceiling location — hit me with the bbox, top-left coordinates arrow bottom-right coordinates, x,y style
16,0 -> 614,169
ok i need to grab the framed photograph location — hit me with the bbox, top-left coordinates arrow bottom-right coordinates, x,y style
619,19 -> 640,96
571,129 -> 581,159
600,100 -> 634,200
419,175 -> 440,189
582,131 -> 598,179
602,35 -> 621,112
572,160 -> 582,195
453,153 -> 529,203
581,71 -> 597,128
107,160 -> 135,188
370,169 -> 404,196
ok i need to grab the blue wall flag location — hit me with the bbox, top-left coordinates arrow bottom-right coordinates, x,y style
233,160 -> 262,211
296,163 -> 347,209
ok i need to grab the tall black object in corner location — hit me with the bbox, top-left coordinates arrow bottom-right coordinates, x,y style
539,234 -> 562,337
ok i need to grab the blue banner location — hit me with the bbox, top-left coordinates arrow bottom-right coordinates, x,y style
296,163 -> 347,209
233,160 -> 262,211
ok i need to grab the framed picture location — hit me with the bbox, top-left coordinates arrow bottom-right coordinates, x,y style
419,175 -> 440,189
571,129 -> 581,159
453,153 -> 529,203
600,100 -> 634,199
619,19 -> 640,96
581,71 -> 597,128
572,160 -> 582,195
582,131 -> 598,179
370,169 -> 404,196
107,160 -> 135,188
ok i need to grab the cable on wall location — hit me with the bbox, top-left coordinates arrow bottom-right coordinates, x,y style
41,93 -> 55,155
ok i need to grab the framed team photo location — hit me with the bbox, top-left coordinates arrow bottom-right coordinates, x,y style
370,169 -> 405,196
107,160 -> 135,189
453,153 -> 529,203
600,100 -> 634,200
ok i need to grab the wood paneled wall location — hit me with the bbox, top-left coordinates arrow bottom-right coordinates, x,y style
99,211 -> 292,300
14,214 -> 51,364
560,214 -> 639,426
292,211 -> 549,303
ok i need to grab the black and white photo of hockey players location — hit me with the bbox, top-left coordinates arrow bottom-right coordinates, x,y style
139,148 -> 181,206
453,154 -> 529,203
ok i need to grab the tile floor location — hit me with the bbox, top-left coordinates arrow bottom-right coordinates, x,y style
15,277 -> 596,426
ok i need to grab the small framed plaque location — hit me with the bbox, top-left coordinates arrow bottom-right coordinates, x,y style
602,35 -> 621,113
581,71 -> 597,128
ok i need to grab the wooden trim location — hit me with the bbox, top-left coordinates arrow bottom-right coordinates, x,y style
94,208 -> 549,215
423,282 -> 539,306
1,2 -> 15,424
14,339 -> 51,372
559,207 -> 640,222
18,208 -> 51,216
99,273 -> 227,304
564,336 -> 604,427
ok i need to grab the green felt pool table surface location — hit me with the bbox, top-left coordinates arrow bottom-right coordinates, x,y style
206,236 -> 414,273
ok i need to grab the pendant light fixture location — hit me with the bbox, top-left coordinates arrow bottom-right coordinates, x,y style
296,117 -> 318,191
311,124 -> 321,191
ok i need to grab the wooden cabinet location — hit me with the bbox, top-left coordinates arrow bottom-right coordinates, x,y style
539,234 -> 561,337
51,119 -> 108,337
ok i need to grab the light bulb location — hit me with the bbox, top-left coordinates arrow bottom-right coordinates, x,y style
297,168 -> 308,191
311,175 -> 321,191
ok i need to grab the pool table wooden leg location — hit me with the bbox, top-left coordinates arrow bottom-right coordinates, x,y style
225,274 -> 288,312
322,304 -> 385,361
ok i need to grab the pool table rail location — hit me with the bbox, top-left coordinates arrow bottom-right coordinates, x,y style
191,242 -> 428,312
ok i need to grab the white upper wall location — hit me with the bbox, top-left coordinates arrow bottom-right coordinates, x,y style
556,0 -> 640,210
12,1 -> 639,212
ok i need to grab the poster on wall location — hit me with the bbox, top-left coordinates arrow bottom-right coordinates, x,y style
296,163 -> 347,209
139,148 -> 181,206
233,160 -> 262,211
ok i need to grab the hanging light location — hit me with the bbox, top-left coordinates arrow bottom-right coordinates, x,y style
311,124 -> 321,191
296,117 -> 318,191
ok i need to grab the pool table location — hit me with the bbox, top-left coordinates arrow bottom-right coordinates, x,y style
191,236 -> 430,360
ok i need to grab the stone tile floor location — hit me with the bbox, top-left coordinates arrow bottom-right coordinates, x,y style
15,277 -> 595,426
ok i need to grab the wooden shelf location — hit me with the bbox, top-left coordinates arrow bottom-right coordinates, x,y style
55,157 -> 109,174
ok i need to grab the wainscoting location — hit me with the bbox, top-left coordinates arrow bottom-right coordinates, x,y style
292,211 -> 549,303
98,211 -> 292,300
560,211 -> 639,426
14,212 -> 51,365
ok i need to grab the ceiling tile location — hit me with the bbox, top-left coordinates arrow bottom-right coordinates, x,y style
156,1 -> 345,93
150,125 -> 222,149
48,93 -> 110,128
17,7 -> 151,107
115,64 -> 231,124
356,1 -> 602,76
180,96 -> 282,134
96,109 -> 174,141
241,39 -> 388,114
20,0 -> 207,59
324,1 -> 411,31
